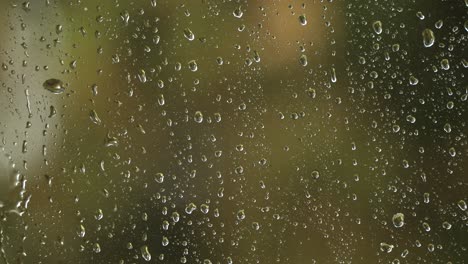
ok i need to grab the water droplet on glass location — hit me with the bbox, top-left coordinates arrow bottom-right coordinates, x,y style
380,242 -> 394,253
138,69 -> 147,83
154,172 -> 164,183
200,204 -> 209,214
372,21 -> 383,34
233,7 -> 243,18
448,147 -> 456,157
416,11 -> 425,20
188,60 -> 198,72
237,209 -> 246,220
422,28 -> 435,47
141,245 -> 151,261
77,224 -> 86,238
409,76 -> 419,85
299,54 -> 308,66
299,14 -> 307,26
440,59 -> 450,70
458,200 -> 467,211
422,222 -> 431,232
183,28 -> 195,41
93,243 -> 101,253
43,79 -> 65,94
392,213 -> 405,228
89,110 -> 102,125
406,115 -> 416,124
162,236 -> 169,246
185,203 -> 197,214
442,221 -> 452,230
311,170 -> 320,179
443,123 -> 451,133
331,67 -> 337,83
194,111 -> 203,123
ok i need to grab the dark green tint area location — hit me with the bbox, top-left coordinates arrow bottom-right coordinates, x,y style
0,0 -> 467,263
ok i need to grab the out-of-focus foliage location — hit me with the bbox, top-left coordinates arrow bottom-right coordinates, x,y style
0,0 -> 467,263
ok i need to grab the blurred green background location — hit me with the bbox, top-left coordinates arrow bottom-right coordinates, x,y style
0,0 -> 467,263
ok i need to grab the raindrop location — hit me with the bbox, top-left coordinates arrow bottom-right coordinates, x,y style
183,28 -> 195,41
406,115 -> 416,124
237,209 -> 246,220
77,225 -> 86,238
200,204 -> 209,214
372,21 -> 383,34
443,123 -> 451,133
141,245 -> 151,261
43,79 -> 65,94
311,170 -> 320,179
442,221 -> 452,230
299,14 -> 307,26
422,29 -> 435,47
392,213 -> 405,228
458,200 -> 467,211
233,7 -> 243,18
380,243 -> 394,253
194,111 -> 203,123
185,203 -> 197,214
89,110 -> 102,125
299,54 -> 308,66
154,173 -> 164,183
188,60 -> 198,72
440,59 -> 450,70
409,76 -> 419,85
422,222 -> 431,232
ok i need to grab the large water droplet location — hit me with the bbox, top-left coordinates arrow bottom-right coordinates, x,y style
299,14 -> 307,26
392,213 -> 405,228
299,54 -> 308,66
233,7 -> 243,18
188,60 -> 198,72
141,245 -> 151,261
194,111 -> 203,123
372,21 -> 382,34
422,28 -> 435,47
43,78 -> 65,94
183,28 -> 195,41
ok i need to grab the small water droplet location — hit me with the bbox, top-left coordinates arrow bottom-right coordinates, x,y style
237,209 -> 246,220
311,170 -> 320,179
443,123 -> 451,133
200,204 -> 209,214
422,222 -> 431,232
